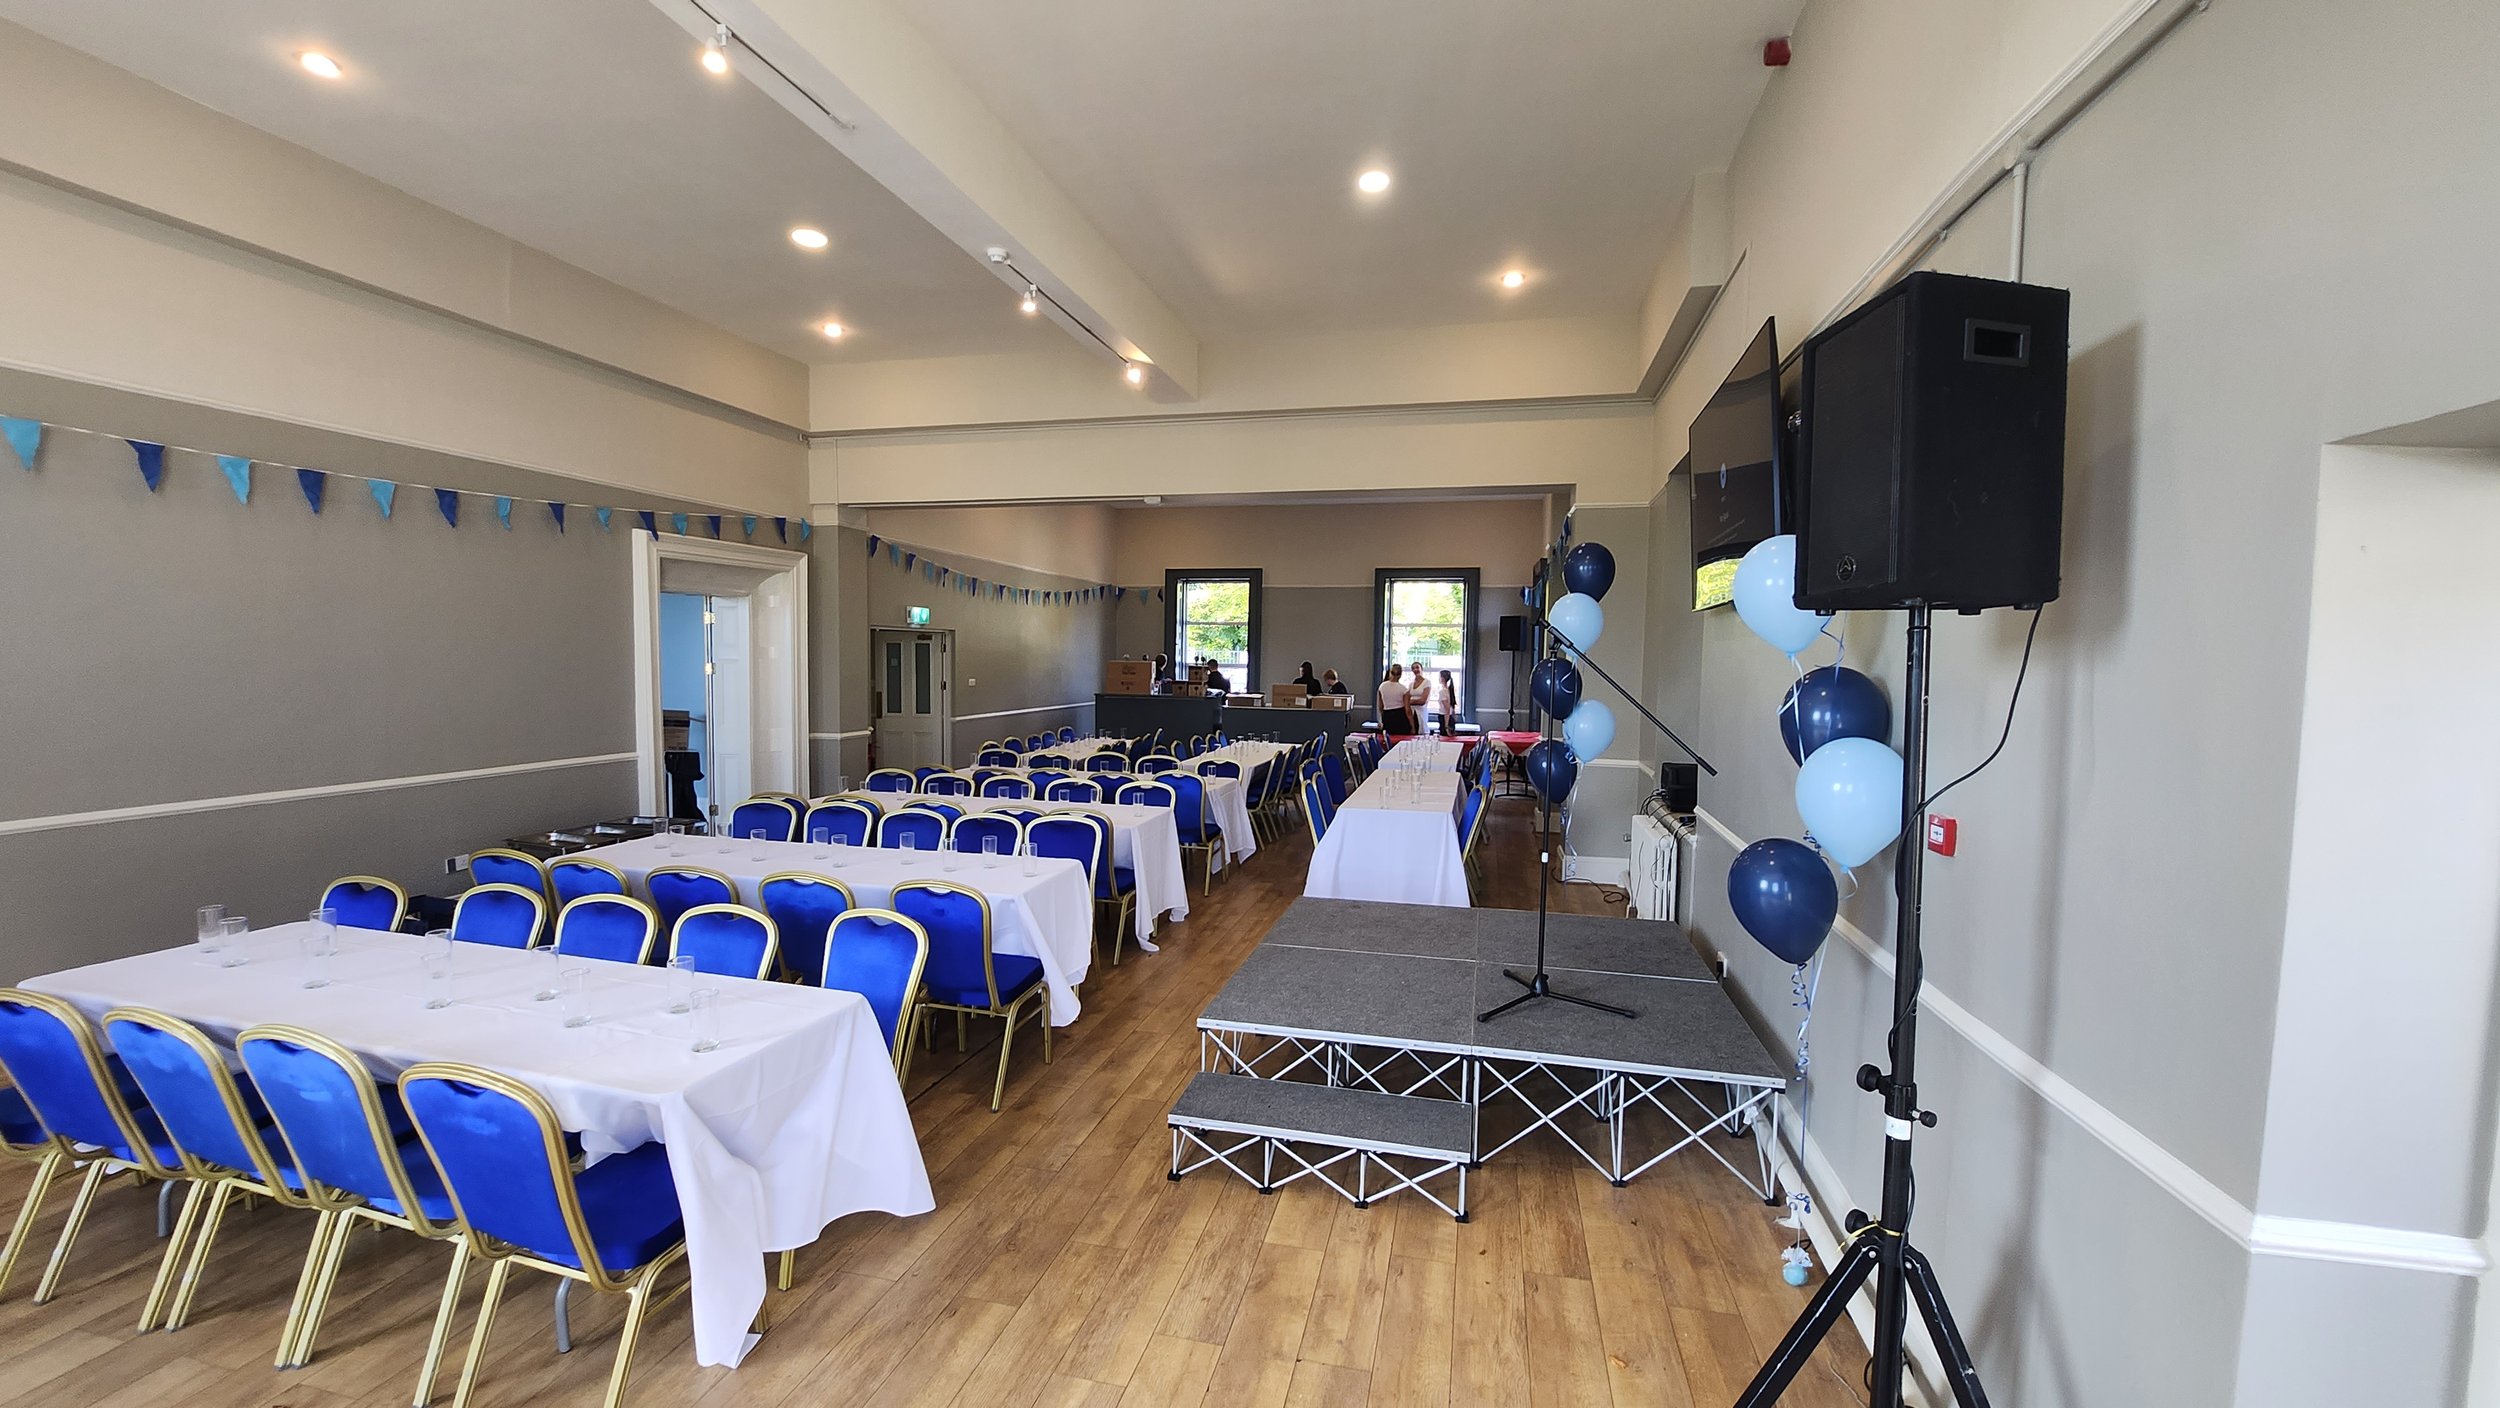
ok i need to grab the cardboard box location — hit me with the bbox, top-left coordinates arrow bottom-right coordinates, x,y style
1267,683 -> 1309,708
1169,680 -> 1208,697
1308,693 -> 1351,711
662,709 -> 692,750
1185,664 -> 1211,684
1103,660 -> 1154,695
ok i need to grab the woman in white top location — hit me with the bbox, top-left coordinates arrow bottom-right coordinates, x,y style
1377,666 -> 1412,735
1433,670 -> 1460,736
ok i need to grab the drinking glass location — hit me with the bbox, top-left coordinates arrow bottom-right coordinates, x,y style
1021,841 -> 1039,877
196,904 -> 227,963
982,836 -> 999,866
561,966 -> 594,1028
899,834 -> 918,865
301,907 -> 339,989
941,836 -> 961,873
748,828 -> 771,862
666,954 -> 698,1015
218,915 -> 251,969
689,987 -> 722,1054
421,930 -> 455,1009
531,943 -> 563,1001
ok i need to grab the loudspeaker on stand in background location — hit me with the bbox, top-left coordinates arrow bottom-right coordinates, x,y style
1498,615 -> 1526,651
1658,761 -> 1698,815
1793,270 -> 2070,612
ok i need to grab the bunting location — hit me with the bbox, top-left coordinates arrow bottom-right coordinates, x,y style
597,507 -> 613,532
495,496 -> 514,530
639,511 -> 659,534
129,440 -> 166,493
706,513 -> 723,538
435,488 -> 460,528
742,515 -> 759,539
549,501 -> 568,533
671,512 -> 689,536
371,481 -> 398,518
4,417 -> 41,470
297,468 -> 327,514
216,455 -> 251,505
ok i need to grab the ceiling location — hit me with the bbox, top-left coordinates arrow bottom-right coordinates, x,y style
0,0 -> 1802,365
0,0 -> 1057,363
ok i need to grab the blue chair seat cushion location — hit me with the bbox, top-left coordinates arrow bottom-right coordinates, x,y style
559,1142 -> 685,1274
366,1138 -> 460,1225
929,954 -> 1044,1011
0,1088 -> 42,1146
1092,865 -> 1135,900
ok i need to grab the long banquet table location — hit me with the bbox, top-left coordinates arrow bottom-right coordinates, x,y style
835,795 -> 1185,950
1301,765 -> 1473,908
23,921 -> 932,1368
576,832 -> 1097,1019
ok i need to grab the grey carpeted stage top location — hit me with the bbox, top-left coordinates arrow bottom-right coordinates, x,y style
1204,899 -> 1786,1085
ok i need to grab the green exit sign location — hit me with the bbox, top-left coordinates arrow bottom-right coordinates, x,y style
906,606 -> 932,627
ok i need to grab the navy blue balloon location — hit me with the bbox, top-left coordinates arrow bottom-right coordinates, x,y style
1778,666 -> 1891,764
1530,657 -> 1582,721
1524,739 -> 1579,804
1727,839 -> 1838,964
1562,542 -> 1617,602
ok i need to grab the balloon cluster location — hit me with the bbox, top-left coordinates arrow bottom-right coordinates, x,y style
1522,541 -> 1620,805
1724,534 -> 1905,965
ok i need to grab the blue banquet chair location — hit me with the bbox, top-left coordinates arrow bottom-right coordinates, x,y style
820,909 -> 930,1071
1320,754 -> 1352,807
1084,753 -> 1130,773
237,1023 -> 471,1391
1027,752 -> 1073,770
879,808 -> 949,853
320,875 -> 408,932
1056,726 -> 1077,744
1459,785 -> 1490,896
0,1086 -> 55,1299
467,848 -> 549,902
760,874 -> 854,984
101,1008 -> 315,1336
864,768 -> 917,794
975,748 -> 1019,768
669,904 -> 778,981
979,775 -> 1032,800
643,867 -> 735,938
727,797 -> 800,843
890,882 -> 1049,1112
1160,774 -> 1226,895
548,857 -> 631,909
802,798 -> 878,846
1044,778 -> 1102,804
400,1066 -> 688,1408
1030,813 -> 1134,963
1303,777 -> 1335,843
1112,778 -> 1174,809
553,894 -> 661,965
952,813 -> 1023,861
0,990 -> 180,1305
1134,754 -> 1182,774
922,773 -> 973,797
451,883 -> 547,950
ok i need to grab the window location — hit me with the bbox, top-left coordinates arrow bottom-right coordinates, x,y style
1165,570 -> 1262,685
1375,569 -> 1479,719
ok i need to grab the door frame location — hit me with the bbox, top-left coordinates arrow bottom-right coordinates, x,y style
868,625 -> 955,769
631,529 -> 810,815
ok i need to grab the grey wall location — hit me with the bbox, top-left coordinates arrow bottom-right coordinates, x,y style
0,413 -> 635,979
819,526 -> 1113,770
1661,0 -> 2500,1402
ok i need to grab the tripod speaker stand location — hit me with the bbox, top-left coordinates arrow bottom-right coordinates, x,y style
1734,605 -> 1990,1407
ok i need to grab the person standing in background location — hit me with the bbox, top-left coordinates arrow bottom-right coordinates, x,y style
1434,670 -> 1460,736
1377,665 -> 1411,735
1293,661 -> 1323,695
1407,663 -> 1428,718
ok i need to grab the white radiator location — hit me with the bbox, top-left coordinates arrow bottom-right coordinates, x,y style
1628,810 -> 1695,922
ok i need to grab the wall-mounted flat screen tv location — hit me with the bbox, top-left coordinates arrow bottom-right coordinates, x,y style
1688,318 -> 1784,610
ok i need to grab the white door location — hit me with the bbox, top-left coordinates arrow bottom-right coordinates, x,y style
872,630 -> 950,770
708,596 -> 753,820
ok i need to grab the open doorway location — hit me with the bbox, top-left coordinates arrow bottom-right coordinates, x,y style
632,530 -> 809,824
870,628 -> 952,771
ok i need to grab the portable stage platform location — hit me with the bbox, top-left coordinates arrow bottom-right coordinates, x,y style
1172,898 -> 1789,1219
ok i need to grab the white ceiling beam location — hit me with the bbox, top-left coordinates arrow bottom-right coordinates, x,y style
650,0 -> 1200,400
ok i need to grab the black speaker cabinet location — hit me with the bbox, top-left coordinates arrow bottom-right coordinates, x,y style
1660,761 -> 1699,816
1794,271 -> 2069,612
1498,615 -> 1527,652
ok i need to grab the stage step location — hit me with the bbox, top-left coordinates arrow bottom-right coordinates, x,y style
1168,1073 -> 1470,1219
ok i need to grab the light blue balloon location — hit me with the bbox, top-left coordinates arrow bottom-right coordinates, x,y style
1562,699 -> 1616,762
1549,592 -> 1604,653
1732,535 -> 1827,657
1794,736 -> 1906,869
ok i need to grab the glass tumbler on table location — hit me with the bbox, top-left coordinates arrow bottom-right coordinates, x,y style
666,954 -> 697,1015
218,915 -> 251,969
561,966 -> 594,1028
421,930 -> 455,1009
196,904 -> 226,963
301,906 -> 339,989
689,987 -> 722,1053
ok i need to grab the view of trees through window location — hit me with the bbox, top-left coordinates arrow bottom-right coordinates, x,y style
1175,577 -> 1251,679
1382,577 -> 1469,675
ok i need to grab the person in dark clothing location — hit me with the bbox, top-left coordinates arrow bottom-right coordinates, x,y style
1292,661 -> 1324,694
1322,670 -> 1350,695
1205,660 -> 1232,694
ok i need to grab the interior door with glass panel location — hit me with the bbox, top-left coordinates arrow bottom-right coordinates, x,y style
871,629 -> 950,770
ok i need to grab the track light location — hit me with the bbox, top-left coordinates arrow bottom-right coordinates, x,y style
1020,284 -> 1040,315
1124,361 -> 1146,387
701,23 -> 731,75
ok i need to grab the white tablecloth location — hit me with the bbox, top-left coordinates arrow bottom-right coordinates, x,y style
842,794 -> 1188,948
1021,735 -> 1128,764
1301,769 -> 1472,907
961,764 -> 1256,866
1382,737 -> 1468,772
23,923 -> 931,1369
578,834 -> 1095,1023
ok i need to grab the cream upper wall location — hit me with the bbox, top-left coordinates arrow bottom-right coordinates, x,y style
857,502 -> 1117,582
1109,497 -> 1548,588
0,19 -> 809,433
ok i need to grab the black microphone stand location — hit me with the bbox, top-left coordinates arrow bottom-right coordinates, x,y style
1477,611 -> 1718,1025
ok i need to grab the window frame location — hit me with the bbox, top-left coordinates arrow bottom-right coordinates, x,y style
1164,568 -> 1263,688
1372,568 -> 1480,724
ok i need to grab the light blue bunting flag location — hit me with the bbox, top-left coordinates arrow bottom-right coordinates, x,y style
129,440 -> 166,492
742,515 -> 758,539
216,455 -> 251,504
297,468 -> 327,514
671,512 -> 689,536
435,488 -> 460,527
596,507 -> 613,532
2,417 -> 39,470
798,519 -> 813,542
492,496 -> 512,530
371,480 -> 398,518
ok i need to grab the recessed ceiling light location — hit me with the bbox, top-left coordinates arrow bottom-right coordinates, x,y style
1357,169 -> 1392,195
1500,269 -> 1528,290
1124,361 -> 1147,387
297,51 -> 342,80
789,227 -> 829,250
819,321 -> 846,340
700,23 -> 731,75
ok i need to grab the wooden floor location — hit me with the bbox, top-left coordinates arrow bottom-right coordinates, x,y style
0,791 -> 1869,1408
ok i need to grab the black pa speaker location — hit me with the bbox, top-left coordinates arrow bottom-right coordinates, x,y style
1498,615 -> 1526,652
1659,762 -> 1698,816
1794,271 -> 2069,612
